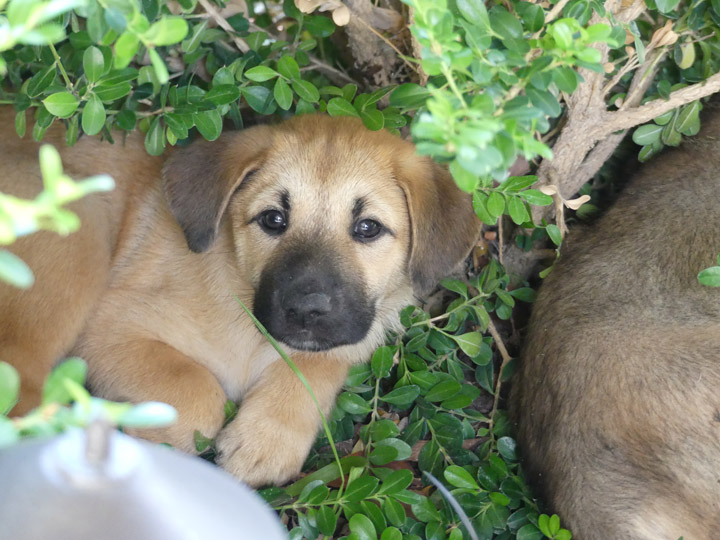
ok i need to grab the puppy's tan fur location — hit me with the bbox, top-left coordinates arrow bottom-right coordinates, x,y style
0,109 -> 479,486
511,112 -> 720,538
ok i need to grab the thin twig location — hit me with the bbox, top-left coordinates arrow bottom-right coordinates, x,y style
48,43 -> 74,92
352,15 -> 419,75
305,57 -> 356,85
248,21 -> 356,86
606,71 -> 720,131
487,319 -> 512,434
545,0 -> 572,23
497,216 -> 504,266
197,0 -> 250,53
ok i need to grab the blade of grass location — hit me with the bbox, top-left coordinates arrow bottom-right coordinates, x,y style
234,296 -> 347,502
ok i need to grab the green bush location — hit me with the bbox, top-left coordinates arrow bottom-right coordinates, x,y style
3,0 -> 720,538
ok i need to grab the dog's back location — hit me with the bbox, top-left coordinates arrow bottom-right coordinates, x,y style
0,109 -> 161,412
512,112 -> 720,539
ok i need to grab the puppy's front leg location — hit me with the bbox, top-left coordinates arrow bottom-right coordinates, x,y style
81,339 -> 228,452
216,353 -> 349,487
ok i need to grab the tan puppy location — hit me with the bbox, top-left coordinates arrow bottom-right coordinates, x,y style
511,113 -> 720,537
0,109 -> 479,486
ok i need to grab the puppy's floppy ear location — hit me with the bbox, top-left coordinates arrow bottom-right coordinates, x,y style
395,155 -> 481,296
163,125 -> 273,253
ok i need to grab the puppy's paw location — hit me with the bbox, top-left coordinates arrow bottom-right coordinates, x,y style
215,418 -> 312,487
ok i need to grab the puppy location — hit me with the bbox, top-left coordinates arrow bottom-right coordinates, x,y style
0,109 -> 480,486
511,112 -> 720,538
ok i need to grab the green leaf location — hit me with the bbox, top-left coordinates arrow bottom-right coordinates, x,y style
489,6 -> 523,42
457,0 -> 489,27
43,91 -> 79,119
676,41 -> 695,70
327,97 -> 360,117
345,475 -> 380,502
349,514 -> 377,540
449,160 -> 479,192
292,80 -> 320,103
426,380 -> 463,402
698,266 -> 720,287
389,83 -> 430,109
205,84 -> 241,106
379,385 -> 421,407
499,175 -> 537,192
378,469 -> 414,495
369,444 -> 399,465
245,66 -> 280,82
473,192 -> 498,225
273,78 -> 293,110
0,417 -> 19,448
148,48 -> 169,85
380,527 -> 402,540
0,250 -> 34,289
632,124 -> 662,146
497,436 -> 517,461
277,55 -> 301,80
15,111 -> 26,138
454,331 -> 485,357
411,496 -> 442,523
42,358 -> 87,406
316,506 -> 338,537
360,108 -> 384,131
298,479 -> 330,504
374,438 -> 412,461
194,109 -> 222,141
444,465 -> 480,490
546,224 -> 562,246
94,82 -> 132,102
83,45 -> 106,83
0,362 -> 20,414
486,191 -> 505,218
27,66 -> 57,97
516,524 -> 543,540
552,66 -> 579,93
117,402 -> 178,428
144,17 -> 189,46
656,0 -> 680,12
194,430 -> 213,452
144,117 -> 166,156
519,189 -> 553,206
242,86 -> 275,114
526,88 -> 561,118
337,392 -> 372,415
508,196 -> 530,225
677,101 -> 701,136
371,346 -> 394,379
382,499 -> 406,527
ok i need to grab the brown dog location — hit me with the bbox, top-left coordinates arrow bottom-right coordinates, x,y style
0,109 -> 480,486
511,113 -> 720,538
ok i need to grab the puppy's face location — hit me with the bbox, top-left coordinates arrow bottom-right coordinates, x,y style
163,116 -> 480,354
231,131 -> 411,351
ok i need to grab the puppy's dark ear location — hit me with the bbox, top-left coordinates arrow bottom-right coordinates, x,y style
163,126 -> 273,252
395,155 -> 481,296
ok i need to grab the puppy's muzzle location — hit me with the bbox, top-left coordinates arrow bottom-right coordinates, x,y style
253,249 -> 374,351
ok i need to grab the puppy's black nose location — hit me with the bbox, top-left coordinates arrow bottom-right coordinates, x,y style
283,292 -> 332,325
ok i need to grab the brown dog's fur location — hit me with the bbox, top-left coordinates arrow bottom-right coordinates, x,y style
511,112 -> 720,538
0,109 -> 480,486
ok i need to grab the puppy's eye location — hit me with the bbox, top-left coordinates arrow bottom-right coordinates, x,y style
353,219 -> 383,241
258,210 -> 287,235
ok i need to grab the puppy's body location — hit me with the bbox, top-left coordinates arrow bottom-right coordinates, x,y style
512,115 -> 720,538
1,110 -> 479,486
